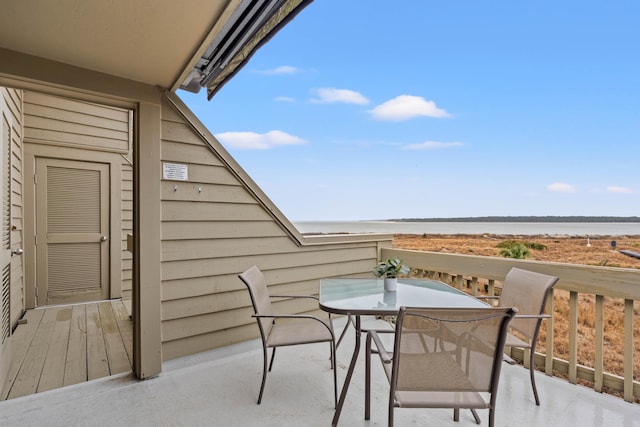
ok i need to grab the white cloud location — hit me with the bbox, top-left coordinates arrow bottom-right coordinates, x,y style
257,65 -> 301,75
275,96 -> 295,102
369,95 -> 451,121
606,186 -> 633,194
404,141 -> 464,150
547,182 -> 577,193
310,88 -> 369,105
215,130 -> 306,150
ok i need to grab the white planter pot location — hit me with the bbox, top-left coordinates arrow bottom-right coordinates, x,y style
384,277 -> 397,292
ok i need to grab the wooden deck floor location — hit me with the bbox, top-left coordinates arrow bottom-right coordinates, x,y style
1,300 -> 133,400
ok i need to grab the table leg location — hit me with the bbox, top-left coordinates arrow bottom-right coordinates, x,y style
332,315 -> 361,427
365,332 -> 371,420
335,315 -> 353,350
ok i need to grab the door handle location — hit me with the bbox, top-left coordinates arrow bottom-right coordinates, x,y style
100,236 -> 108,242
12,248 -> 24,255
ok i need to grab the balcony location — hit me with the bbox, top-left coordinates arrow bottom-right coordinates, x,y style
1,249 -> 638,425
0,315 -> 638,426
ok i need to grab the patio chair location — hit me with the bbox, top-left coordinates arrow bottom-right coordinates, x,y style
238,265 -> 337,406
483,267 -> 559,405
366,307 -> 516,427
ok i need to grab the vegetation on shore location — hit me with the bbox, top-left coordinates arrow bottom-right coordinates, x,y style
393,234 -> 640,269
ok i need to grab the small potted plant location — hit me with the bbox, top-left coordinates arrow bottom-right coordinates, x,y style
373,257 -> 410,292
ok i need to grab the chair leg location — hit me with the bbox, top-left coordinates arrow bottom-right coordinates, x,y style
471,408 -> 481,424
329,340 -> 337,407
453,408 -> 459,421
268,347 -> 277,372
330,342 -> 335,370
257,345 -> 269,404
529,350 -> 541,405
388,396 -> 395,427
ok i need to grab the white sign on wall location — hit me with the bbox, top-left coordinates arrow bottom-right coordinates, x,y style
163,163 -> 188,181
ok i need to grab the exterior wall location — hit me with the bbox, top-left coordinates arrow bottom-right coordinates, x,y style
1,88 -> 24,329
2,84 -> 392,373
22,91 -> 132,304
159,95 -> 390,361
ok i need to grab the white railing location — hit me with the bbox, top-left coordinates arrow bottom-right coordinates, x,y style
381,247 -> 640,403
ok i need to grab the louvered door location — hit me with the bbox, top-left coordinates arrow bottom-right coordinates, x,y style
35,158 -> 109,305
0,101 -> 12,389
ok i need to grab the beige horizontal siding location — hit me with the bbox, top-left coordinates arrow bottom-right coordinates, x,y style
162,221 -> 287,241
161,246 -> 376,282
162,236 -> 293,261
162,323 -> 258,361
121,163 -> 133,298
161,201 -> 271,222
161,182 -> 254,204
161,141 -> 224,166
23,91 -> 130,153
159,96 -> 388,361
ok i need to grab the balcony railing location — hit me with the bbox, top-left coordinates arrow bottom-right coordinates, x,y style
381,247 -> 640,403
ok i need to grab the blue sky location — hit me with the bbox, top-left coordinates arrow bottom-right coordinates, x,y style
178,1 -> 640,221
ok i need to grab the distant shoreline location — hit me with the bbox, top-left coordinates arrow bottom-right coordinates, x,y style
387,216 -> 640,223
294,220 -> 639,236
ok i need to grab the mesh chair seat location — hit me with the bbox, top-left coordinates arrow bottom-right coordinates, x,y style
266,319 -> 334,347
382,351 -> 491,409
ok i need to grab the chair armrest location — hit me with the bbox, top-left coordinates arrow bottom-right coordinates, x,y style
268,295 -> 331,321
252,313 -> 335,337
514,314 -> 551,319
368,331 -> 393,364
270,294 -> 319,301
475,296 -> 500,299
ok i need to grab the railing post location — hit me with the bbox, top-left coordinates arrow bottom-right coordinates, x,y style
624,298 -> 634,402
471,277 -> 478,296
545,291 -> 555,376
569,291 -> 578,384
594,295 -> 604,392
454,274 -> 463,291
487,279 -> 495,297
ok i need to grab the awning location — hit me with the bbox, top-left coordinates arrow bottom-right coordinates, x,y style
179,0 -> 313,99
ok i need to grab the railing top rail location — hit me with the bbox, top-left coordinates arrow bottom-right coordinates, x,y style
382,248 -> 640,300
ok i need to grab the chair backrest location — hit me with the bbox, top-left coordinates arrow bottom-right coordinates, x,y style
238,265 -> 274,338
391,307 -> 516,404
499,268 -> 559,340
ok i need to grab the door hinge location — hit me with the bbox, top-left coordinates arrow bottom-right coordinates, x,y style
34,173 -> 37,184
34,235 -> 37,246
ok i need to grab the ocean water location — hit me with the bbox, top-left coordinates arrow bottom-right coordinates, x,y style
293,221 -> 640,236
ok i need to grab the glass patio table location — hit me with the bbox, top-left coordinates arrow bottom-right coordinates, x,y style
319,277 -> 488,426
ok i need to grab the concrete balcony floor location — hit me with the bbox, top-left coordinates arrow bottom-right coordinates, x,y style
1,318 -> 639,427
